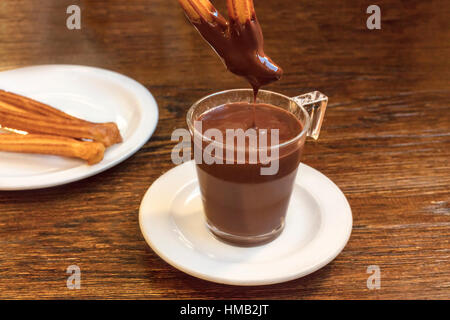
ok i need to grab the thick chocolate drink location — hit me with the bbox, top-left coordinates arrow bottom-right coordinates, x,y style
195,102 -> 304,245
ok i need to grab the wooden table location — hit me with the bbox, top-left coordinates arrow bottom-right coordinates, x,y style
0,0 -> 448,299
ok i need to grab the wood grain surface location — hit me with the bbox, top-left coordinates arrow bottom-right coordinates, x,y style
0,0 -> 449,299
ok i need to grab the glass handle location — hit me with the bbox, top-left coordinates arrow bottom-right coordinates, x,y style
292,91 -> 328,140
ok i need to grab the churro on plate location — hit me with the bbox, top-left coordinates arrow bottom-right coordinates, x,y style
0,89 -> 121,164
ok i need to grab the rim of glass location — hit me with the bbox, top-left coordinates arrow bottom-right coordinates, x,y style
187,89 -> 311,150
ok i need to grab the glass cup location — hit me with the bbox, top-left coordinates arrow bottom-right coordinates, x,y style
187,89 -> 327,246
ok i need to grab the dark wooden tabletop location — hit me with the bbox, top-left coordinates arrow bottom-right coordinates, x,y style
0,0 -> 449,299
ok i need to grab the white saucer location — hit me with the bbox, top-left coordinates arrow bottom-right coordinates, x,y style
0,65 -> 158,190
139,160 -> 352,286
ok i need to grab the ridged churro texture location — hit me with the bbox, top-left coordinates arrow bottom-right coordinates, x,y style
178,0 -> 254,24
178,0 -> 216,23
0,134 -> 105,165
0,89 -> 122,164
0,90 -> 122,147
227,0 -> 255,23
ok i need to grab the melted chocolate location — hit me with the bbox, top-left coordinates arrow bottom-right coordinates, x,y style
192,15 -> 283,96
199,102 -> 301,143
195,103 -> 303,245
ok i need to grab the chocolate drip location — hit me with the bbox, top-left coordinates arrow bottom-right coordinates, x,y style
192,15 -> 283,97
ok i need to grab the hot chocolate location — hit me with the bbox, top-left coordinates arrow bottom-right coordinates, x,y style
195,102 -> 303,245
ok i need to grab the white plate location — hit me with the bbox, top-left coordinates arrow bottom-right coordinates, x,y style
0,65 -> 158,190
139,160 -> 352,286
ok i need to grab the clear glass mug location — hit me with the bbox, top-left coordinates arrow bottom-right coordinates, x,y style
187,89 -> 327,246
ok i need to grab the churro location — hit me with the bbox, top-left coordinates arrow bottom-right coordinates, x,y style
0,89 -> 124,164
178,0 -> 222,24
227,0 -> 255,24
0,89 -> 89,122
0,134 -> 105,165
177,0 -> 283,92
0,89 -> 122,146
0,108 -> 120,147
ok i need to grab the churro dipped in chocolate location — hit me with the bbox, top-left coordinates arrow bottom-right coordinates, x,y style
0,134 -> 105,165
178,0 -> 283,96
